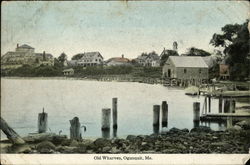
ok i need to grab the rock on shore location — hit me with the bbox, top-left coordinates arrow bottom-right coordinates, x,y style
1,125 -> 250,154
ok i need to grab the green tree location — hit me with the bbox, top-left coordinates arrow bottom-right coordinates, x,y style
210,20 -> 249,80
160,50 -> 178,66
58,52 -> 67,63
186,47 -> 211,56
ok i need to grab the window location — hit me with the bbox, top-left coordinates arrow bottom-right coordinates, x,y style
184,69 -> 187,74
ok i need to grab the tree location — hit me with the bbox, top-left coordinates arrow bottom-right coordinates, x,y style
72,53 -> 84,60
186,47 -> 211,56
160,50 -> 178,66
58,52 -> 67,63
210,20 -> 249,80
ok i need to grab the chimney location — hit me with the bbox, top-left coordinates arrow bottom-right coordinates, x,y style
17,44 -> 19,48
43,51 -> 45,55
122,54 -> 124,58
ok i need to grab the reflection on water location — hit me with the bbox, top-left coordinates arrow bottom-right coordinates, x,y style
1,78 -> 231,139
102,130 -> 110,139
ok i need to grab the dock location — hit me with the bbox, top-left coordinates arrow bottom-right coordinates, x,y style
200,113 -> 250,122
199,90 -> 250,98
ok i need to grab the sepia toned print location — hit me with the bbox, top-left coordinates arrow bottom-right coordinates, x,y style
1,1 -> 250,165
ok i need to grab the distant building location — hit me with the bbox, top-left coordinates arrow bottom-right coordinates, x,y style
173,41 -> 178,52
219,64 -> 230,80
106,55 -> 130,66
63,68 -> 74,76
135,53 -> 160,67
163,56 -> 209,81
145,53 -> 160,67
1,44 -> 54,69
72,52 -> 103,67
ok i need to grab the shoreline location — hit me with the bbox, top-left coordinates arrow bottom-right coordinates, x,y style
1,124 -> 250,154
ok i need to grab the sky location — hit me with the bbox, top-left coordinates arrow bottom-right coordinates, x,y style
1,1 -> 249,59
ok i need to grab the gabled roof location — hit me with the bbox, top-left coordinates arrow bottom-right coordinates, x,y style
80,52 -> 103,59
18,44 -> 34,49
107,57 -> 130,63
168,56 -> 208,68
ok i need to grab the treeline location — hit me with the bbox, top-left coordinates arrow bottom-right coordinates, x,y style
1,64 -> 162,78
1,65 -> 63,77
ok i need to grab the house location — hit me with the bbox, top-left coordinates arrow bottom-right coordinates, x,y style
106,55 -> 130,66
145,53 -> 160,67
135,52 -> 160,67
135,54 -> 148,66
1,44 -> 54,69
163,56 -> 209,81
73,52 -> 103,67
63,68 -> 74,76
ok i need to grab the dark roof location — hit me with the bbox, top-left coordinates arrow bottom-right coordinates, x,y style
18,44 -> 34,49
75,52 -> 103,59
35,53 -> 53,58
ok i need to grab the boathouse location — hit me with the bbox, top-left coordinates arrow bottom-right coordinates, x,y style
162,56 -> 209,85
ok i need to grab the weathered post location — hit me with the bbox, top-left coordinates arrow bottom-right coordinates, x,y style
229,99 -> 236,113
153,105 -> 160,127
218,95 -> 223,113
0,117 -> 25,144
224,99 -> 230,113
70,117 -> 81,140
193,102 -> 200,128
161,101 -> 168,127
38,108 -> 48,133
204,96 -> 207,114
208,96 -> 211,113
112,98 -> 118,129
102,108 -> 111,131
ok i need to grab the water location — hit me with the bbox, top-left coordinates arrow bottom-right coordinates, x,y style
1,78 -> 226,139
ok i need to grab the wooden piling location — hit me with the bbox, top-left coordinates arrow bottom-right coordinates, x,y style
112,98 -> 118,129
161,101 -> 168,127
153,105 -> 160,127
204,96 -> 207,114
224,99 -> 230,113
208,96 -> 211,113
102,108 -> 111,131
0,117 -> 25,144
70,117 -> 81,140
38,108 -> 48,133
218,96 -> 223,113
229,99 -> 236,113
193,102 -> 200,121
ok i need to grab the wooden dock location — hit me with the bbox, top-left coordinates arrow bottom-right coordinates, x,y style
200,90 -> 250,98
200,113 -> 250,122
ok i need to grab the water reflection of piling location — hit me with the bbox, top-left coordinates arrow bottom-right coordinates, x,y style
102,130 -> 110,139
153,125 -> 159,134
193,102 -> 200,128
161,101 -> 168,127
101,108 -> 111,131
113,128 -> 117,138
112,98 -> 118,129
153,105 -> 160,127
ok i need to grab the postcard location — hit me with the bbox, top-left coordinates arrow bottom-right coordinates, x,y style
1,1 -> 250,165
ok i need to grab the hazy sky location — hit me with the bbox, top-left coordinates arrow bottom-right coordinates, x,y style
1,1 -> 249,59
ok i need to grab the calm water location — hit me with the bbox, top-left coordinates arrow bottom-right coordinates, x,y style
1,78 -> 226,139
